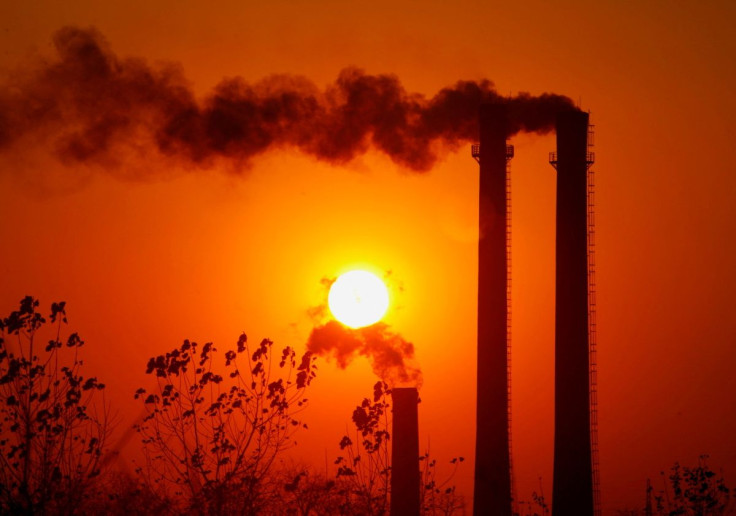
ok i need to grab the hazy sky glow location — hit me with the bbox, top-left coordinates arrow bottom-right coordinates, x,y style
1,2 -> 735,514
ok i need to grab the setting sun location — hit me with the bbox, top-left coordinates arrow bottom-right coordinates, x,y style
328,270 -> 389,328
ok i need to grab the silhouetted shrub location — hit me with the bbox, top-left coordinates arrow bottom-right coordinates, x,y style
334,381 -> 392,515
0,297 -> 109,514
134,334 -> 316,515
650,455 -> 732,516
79,471 -> 174,516
420,452 -> 465,516
265,464 -> 344,515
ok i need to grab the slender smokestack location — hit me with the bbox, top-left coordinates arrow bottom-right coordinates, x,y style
473,105 -> 513,516
551,110 -> 594,516
390,387 -> 420,516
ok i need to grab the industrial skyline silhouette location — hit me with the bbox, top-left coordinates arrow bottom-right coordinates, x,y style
473,107 -> 599,516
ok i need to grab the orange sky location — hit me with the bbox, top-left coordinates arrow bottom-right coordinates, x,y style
1,1 -> 736,513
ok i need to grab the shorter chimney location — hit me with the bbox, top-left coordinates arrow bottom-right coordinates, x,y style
390,387 -> 421,516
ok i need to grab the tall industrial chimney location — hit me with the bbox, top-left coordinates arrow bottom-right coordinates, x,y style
472,105 -> 513,516
550,110 -> 595,516
390,387 -> 420,516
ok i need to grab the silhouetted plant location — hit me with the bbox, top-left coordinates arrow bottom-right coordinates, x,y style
650,455 -> 732,515
134,333 -> 316,515
79,470 -> 175,516
531,489 -> 550,516
334,381 -> 392,515
266,464 -> 343,515
0,296 -> 109,514
420,452 -> 465,515
515,479 -> 550,516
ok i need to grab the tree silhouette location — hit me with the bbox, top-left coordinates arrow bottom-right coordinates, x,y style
333,381 -> 465,515
134,334 -> 316,515
0,297 -> 108,514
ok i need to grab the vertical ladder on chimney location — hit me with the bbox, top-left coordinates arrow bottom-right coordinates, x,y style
586,123 -> 601,516
505,143 -> 517,513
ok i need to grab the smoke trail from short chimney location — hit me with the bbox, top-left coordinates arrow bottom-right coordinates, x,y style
306,320 -> 422,388
0,26 -> 578,176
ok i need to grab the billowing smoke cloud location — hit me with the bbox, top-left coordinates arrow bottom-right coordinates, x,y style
307,320 -> 422,387
0,26 -> 577,174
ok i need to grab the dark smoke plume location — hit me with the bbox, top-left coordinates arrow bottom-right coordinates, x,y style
307,320 -> 422,387
0,26 -> 577,174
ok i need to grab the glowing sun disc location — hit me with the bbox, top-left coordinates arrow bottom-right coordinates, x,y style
328,270 -> 389,328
